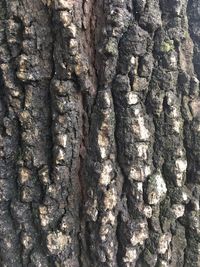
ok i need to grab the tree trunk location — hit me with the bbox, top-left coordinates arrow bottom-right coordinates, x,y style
0,0 -> 199,266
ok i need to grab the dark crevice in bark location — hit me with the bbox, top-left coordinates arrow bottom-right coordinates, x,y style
48,3 -> 57,189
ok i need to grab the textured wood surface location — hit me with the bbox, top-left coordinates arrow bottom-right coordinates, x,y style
0,0 -> 200,266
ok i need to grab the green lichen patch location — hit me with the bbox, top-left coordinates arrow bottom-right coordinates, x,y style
160,40 -> 175,53
105,38 -> 118,56
184,31 -> 190,39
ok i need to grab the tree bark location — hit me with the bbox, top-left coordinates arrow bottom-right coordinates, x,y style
0,0 -> 200,266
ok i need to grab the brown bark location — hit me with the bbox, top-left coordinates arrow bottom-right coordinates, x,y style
0,0 -> 200,266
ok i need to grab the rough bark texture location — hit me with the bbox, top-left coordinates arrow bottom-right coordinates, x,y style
0,0 -> 200,266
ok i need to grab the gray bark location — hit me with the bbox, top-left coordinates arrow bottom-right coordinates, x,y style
0,0 -> 200,266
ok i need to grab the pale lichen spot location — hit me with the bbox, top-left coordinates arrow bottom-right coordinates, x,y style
68,23 -> 77,38
55,147 -> 65,165
34,128 -> 39,138
127,92 -> 139,105
189,98 -> 200,118
132,55 -> 139,74
21,233 -> 33,249
98,132 -> 109,159
56,134 -> 68,148
123,248 -> 137,263
60,217 -> 69,232
41,0 -> 52,7
24,89 -> 33,108
130,56 -> 136,65
166,91 -> 175,106
99,146 -> 107,159
16,54 -> 27,81
136,143 -> 149,160
132,76 -> 148,91
106,244 -> 115,261
103,188 -> 117,210
171,107 -> 179,118
5,239 -> 12,249
158,233 -> 172,254
55,0 -> 74,10
129,165 -> 151,182
173,119 -> 182,133
60,11 -> 72,27
171,204 -> 185,218
144,165 -> 152,177
129,166 -> 144,181
132,116 -> 150,141
147,171 -> 167,205
159,260 -> 168,267
38,165 -> 50,185
98,119 -> 111,159
175,158 -> 187,172
182,191 -> 188,202
99,161 -> 113,186
101,211 -> 115,225
176,147 -> 185,158
102,91 -> 112,108
143,205 -> 152,218
134,109 -> 141,118
69,38 -> 78,51
47,184 -> 59,199
39,206 -> 50,227
86,198 -> 98,221
192,199 -> 199,211
169,54 -> 177,68
137,182 -> 143,192
99,224 -> 109,241
47,231 -> 71,254
196,123 -> 200,132
11,90 -> 20,97
18,167 -> 31,184
100,235 -> 106,242
130,221 -> 148,246
175,158 -> 187,187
